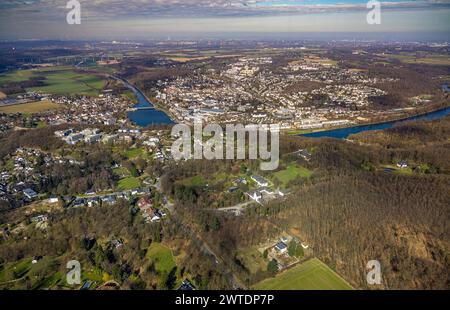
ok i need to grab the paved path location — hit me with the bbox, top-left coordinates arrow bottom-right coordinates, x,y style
151,178 -> 245,288
216,201 -> 257,214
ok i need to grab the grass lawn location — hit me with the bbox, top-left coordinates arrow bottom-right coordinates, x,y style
0,100 -> 62,114
112,167 -> 130,177
273,164 -> 312,187
254,258 -> 353,290
12,259 -> 33,279
36,121 -> 48,128
32,272 -> 62,290
213,172 -> 229,182
236,247 -> 267,274
117,177 -> 141,190
0,258 -> 32,283
84,267 -> 104,282
147,242 -> 176,275
0,257 -> 68,289
179,175 -> 207,187
123,148 -> 143,159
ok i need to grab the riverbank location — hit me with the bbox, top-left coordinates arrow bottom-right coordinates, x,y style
291,84 -> 450,137
112,76 -> 175,126
299,104 -> 450,139
285,102 -> 450,137
147,96 -> 179,124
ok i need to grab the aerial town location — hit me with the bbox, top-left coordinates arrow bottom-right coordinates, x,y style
156,55 -> 395,128
0,37 -> 449,295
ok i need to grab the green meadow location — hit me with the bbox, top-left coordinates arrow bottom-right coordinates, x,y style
147,243 -> 177,275
273,164 -> 312,187
117,177 -> 141,190
0,67 -> 106,96
123,148 -> 144,159
254,258 -> 353,290
178,175 -> 207,187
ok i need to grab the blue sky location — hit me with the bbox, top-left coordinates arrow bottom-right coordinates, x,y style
0,0 -> 449,40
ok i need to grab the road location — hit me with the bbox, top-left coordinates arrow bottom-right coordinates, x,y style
152,179 -> 244,289
216,201 -> 258,215
169,211 -> 244,289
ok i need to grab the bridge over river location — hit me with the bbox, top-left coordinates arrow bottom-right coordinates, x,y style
126,106 -> 156,112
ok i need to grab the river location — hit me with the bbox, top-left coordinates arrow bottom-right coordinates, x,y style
301,106 -> 450,139
119,78 -> 174,127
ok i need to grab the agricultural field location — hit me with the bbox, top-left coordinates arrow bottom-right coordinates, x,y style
0,100 -> 62,114
87,64 -> 117,74
0,67 -> 106,96
254,258 -> 353,290
166,56 -> 210,63
273,164 -> 312,187
380,53 -> 450,66
0,69 -> 35,84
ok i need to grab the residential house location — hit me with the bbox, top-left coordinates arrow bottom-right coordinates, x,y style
86,197 -> 99,207
48,196 -> 59,204
137,197 -> 153,210
178,280 -> 196,291
101,195 -> 116,205
234,177 -> 247,185
23,188 -> 38,199
251,175 -> 269,187
397,161 -> 409,169
85,134 -> 102,144
73,198 -> 86,208
298,149 -> 312,161
31,215 -> 48,223
111,239 -> 124,249
228,186 -> 239,193
32,256 -> 43,264
259,187 -> 275,195
277,188 -> 290,197
275,242 -> 288,254
144,208 -> 162,223
67,133 -> 84,145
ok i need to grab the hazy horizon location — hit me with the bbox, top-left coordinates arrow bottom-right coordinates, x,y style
0,1 -> 449,41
